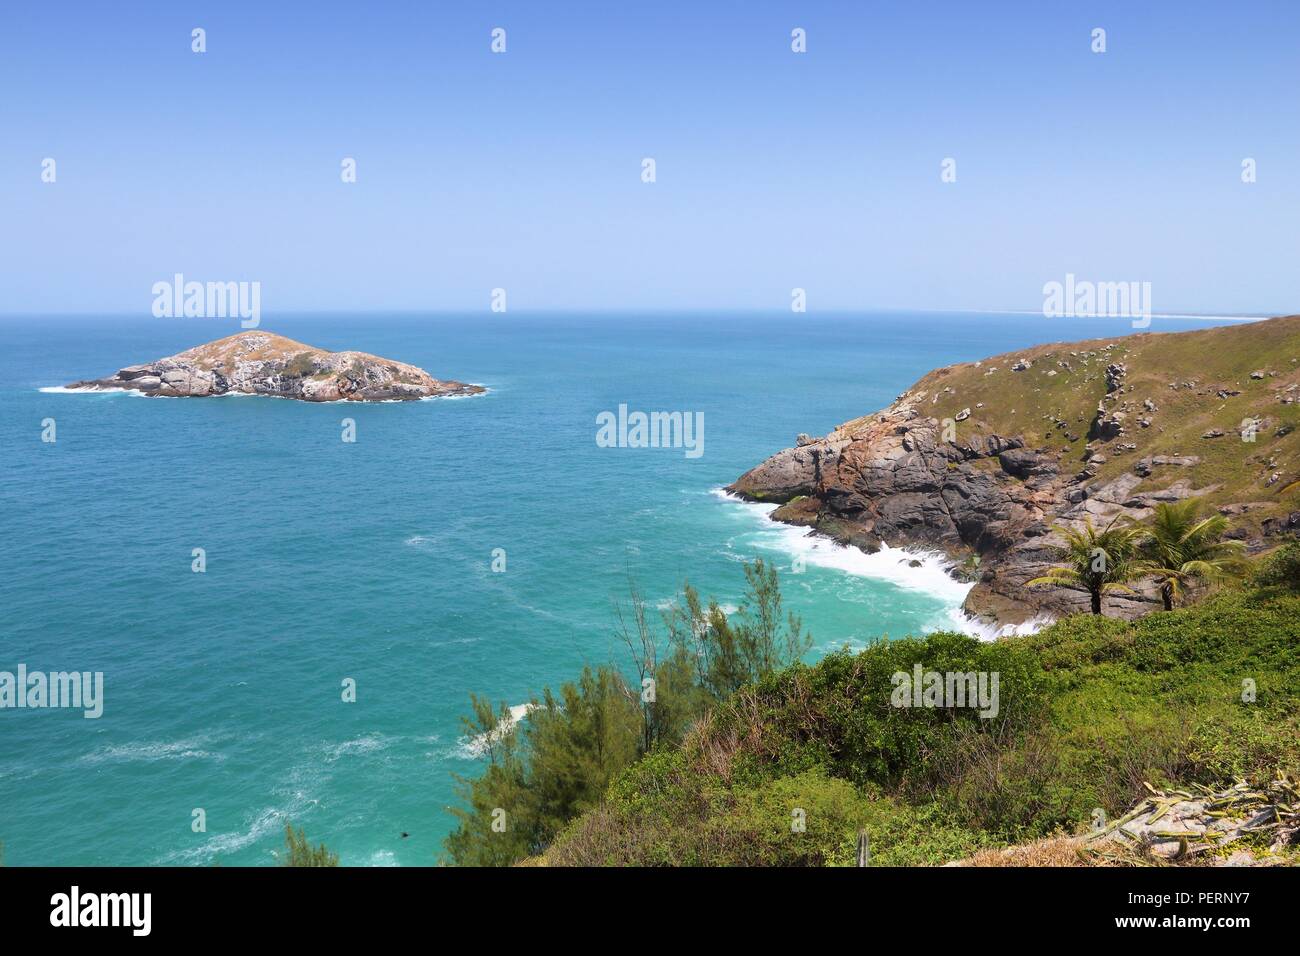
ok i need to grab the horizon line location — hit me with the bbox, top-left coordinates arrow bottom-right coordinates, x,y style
0,307 -> 1282,322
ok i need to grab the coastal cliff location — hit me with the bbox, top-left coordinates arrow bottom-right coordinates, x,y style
729,315 -> 1300,625
65,331 -> 485,402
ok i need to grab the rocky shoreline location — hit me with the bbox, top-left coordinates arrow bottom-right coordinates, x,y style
728,316 -> 1300,627
64,331 -> 485,402
727,402 -> 1121,627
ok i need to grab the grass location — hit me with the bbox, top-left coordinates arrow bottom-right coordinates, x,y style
880,315 -> 1300,536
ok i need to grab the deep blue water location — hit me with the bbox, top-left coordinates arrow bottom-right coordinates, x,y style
0,310 -> 1244,865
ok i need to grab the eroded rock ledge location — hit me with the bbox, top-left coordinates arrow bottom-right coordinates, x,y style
65,331 -> 485,402
729,315 -> 1300,626
727,398 -> 1115,625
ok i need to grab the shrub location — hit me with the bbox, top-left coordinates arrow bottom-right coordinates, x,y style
277,825 -> 338,867
465,571 -> 1300,866
1253,541 -> 1300,591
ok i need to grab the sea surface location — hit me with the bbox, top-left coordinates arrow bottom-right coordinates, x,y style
0,310 -> 1246,865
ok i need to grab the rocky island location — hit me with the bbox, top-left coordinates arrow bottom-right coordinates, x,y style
730,314 -> 1300,626
64,331 -> 485,402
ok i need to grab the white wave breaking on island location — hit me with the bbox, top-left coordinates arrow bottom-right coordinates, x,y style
39,385 -> 131,394
38,385 -> 488,403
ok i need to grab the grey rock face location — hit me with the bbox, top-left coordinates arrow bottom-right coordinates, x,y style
65,331 -> 485,403
997,448 -> 1058,480
727,387 -> 1183,625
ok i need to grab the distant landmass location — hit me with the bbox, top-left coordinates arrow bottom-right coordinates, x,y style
731,314 -> 1300,625
65,331 -> 485,402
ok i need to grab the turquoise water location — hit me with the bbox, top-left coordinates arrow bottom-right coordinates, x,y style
0,311 -> 1242,865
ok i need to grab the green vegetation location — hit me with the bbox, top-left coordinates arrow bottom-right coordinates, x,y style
1140,500 -> 1249,610
446,544 -> 1300,867
284,352 -> 317,377
1253,540 -> 1300,591
277,824 -> 339,867
1027,516 -> 1146,614
443,558 -> 808,865
1028,502 -> 1249,615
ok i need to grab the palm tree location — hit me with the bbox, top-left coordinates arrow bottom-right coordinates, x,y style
1138,500 -> 1247,610
1027,515 -> 1146,615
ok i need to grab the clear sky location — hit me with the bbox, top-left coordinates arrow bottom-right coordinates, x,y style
3,0 -> 1297,315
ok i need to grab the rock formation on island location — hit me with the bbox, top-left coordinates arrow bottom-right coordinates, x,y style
65,331 -> 485,402
729,314 -> 1300,626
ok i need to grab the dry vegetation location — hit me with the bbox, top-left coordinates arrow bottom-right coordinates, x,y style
905,316 -> 1300,523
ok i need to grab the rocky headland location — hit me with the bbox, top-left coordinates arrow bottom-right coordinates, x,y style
729,315 -> 1300,627
64,331 -> 485,402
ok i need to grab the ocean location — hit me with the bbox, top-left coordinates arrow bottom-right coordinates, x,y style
0,310 -> 1244,865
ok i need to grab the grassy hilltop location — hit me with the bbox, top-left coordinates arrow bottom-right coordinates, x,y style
910,315 -> 1300,527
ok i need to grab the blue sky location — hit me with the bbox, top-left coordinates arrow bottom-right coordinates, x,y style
2,0 -> 1298,315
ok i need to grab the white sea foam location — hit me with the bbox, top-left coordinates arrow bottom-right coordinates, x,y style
39,385 -> 487,403
320,732 -> 393,762
158,809 -> 278,865
154,756 -> 327,865
149,710 -> 558,863
711,488 -> 973,603
653,597 -> 739,615
455,702 -> 536,759
81,737 -> 224,764
157,788 -> 318,865
710,487 -> 1054,641
38,385 -> 129,394
942,608 -> 1054,640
